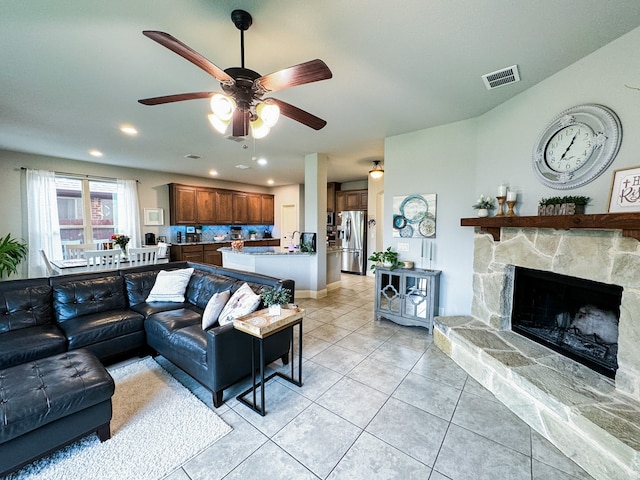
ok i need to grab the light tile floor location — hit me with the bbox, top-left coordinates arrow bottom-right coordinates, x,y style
162,274 -> 595,480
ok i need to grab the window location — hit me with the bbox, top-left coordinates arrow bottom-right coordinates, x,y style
55,176 -> 118,247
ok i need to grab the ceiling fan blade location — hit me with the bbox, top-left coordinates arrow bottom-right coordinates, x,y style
143,31 -> 234,85
255,59 -> 332,93
267,98 -> 327,130
232,109 -> 249,137
138,92 -> 215,106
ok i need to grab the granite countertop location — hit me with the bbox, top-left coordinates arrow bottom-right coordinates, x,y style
219,246 -> 313,256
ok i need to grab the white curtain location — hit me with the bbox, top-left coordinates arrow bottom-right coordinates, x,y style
116,179 -> 141,248
26,169 -> 63,277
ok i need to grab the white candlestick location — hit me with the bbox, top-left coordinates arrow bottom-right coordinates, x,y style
507,191 -> 517,201
421,239 -> 425,258
498,185 -> 507,196
429,242 -> 433,261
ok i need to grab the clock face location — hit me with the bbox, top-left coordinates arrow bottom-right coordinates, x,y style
532,104 -> 622,190
544,123 -> 594,173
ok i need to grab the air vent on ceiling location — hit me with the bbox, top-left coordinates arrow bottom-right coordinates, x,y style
184,154 -> 201,159
235,164 -> 250,170
482,65 -> 520,90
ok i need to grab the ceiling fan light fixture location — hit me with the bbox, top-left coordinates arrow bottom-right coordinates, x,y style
369,160 -> 384,179
250,117 -> 270,139
256,101 -> 280,127
210,93 -> 236,121
208,113 -> 231,134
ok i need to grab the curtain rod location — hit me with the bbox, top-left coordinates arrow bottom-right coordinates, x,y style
20,167 -> 139,183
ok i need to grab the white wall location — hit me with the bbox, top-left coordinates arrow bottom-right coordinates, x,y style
384,25 -> 640,316
271,183 -> 302,241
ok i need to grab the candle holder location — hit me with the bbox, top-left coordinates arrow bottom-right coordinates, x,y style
506,200 -> 517,216
496,196 -> 506,216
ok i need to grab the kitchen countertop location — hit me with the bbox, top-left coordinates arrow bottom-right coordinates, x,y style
219,247 -> 313,256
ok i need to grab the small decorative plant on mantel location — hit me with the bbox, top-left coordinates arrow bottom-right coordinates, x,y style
368,246 -> 401,271
538,195 -> 590,216
261,287 -> 292,316
471,195 -> 496,217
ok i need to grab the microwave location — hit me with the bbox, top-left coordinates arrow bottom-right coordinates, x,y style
327,212 -> 335,225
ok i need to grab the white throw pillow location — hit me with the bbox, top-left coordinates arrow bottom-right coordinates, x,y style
217,283 -> 261,326
202,290 -> 231,330
146,268 -> 195,303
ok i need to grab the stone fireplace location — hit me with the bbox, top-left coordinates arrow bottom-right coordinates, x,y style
434,225 -> 640,480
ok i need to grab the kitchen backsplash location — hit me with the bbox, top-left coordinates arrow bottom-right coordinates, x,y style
168,225 -> 273,243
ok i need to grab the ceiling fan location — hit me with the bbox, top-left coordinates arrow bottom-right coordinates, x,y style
138,9 -> 333,138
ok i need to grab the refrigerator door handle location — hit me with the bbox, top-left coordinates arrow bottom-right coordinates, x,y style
346,218 -> 351,243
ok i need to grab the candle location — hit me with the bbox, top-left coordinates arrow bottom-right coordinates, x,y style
422,239 -> 425,258
429,242 -> 433,261
498,185 -> 507,197
507,191 -> 517,201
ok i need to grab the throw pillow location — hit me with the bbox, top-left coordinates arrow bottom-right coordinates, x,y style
146,268 -> 195,303
202,290 -> 231,330
218,282 -> 261,326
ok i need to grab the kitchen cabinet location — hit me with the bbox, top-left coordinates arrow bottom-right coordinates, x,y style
203,243 -> 223,266
327,182 -> 339,212
172,244 -> 204,263
170,239 -> 279,266
169,183 -> 274,225
374,267 -> 441,333
336,189 -> 367,212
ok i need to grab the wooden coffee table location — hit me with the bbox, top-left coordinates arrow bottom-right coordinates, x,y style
233,307 -> 304,416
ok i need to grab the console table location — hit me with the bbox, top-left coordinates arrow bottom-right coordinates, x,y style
374,267 -> 441,333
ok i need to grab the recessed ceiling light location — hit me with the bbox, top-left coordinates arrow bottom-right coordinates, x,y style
267,179 -> 274,185
257,158 -> 268,166
120,125 -> 138,136
89,149 -> 103,157
235,164 -> 250,169
209,169 -> 218,176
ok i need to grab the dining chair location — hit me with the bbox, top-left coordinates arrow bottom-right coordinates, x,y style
128,247 -> 160,265
64,243 -> 94,260
85,249 -> 121,269
157,242 -> 169,258
39,250 -> 58,276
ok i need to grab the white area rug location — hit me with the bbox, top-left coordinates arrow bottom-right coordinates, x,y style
11,357 -> 232,480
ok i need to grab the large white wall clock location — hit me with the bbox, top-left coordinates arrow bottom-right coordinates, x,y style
532,104 -> 622,189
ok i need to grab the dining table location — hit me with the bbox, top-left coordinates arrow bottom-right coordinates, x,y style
50,256 -> 169,275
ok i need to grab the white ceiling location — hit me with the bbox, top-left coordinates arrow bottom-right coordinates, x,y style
2,1 -> 639,186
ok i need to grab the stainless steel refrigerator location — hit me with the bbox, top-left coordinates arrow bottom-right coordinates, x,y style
338,210 -> 367,275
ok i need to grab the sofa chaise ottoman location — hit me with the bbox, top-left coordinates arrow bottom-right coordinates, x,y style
0,349 -> 115,476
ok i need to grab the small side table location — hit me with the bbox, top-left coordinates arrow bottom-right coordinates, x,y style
233,307 -> 304,416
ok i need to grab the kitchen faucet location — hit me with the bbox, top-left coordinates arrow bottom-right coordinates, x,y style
290,231 -> 301,250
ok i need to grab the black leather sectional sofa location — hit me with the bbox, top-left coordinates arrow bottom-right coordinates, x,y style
0,261 -> 294,407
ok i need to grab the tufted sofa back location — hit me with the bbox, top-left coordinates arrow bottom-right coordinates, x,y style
52,274 -> 127,323
0,279 -> 53,333
185,271 -> 237,310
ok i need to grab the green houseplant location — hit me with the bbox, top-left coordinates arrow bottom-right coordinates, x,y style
538,195 -> 590,215
368,246 -> 401,271
0,233 -> 28,279
261,287 -> 292,316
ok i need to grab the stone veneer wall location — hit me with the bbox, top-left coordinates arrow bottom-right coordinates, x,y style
471,227 -> 640,400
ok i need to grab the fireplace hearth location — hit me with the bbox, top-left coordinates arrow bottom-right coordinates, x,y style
511,267 -> 622,378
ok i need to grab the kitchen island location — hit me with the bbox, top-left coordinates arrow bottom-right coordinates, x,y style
221,246 -> 342,297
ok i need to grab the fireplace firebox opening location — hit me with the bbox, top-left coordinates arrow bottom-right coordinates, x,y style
510,266 -> 622,378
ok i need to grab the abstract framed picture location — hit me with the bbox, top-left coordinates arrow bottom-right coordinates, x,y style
144,208 -> 164,226
392,193 -> 437,238
608,166 -> 640,213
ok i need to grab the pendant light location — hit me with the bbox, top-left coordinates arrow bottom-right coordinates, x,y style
369,160 -> 384,179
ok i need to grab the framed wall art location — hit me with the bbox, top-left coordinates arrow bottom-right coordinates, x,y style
144,208 -> 164,226
608,166 -> 640,213
392,193 -> 437,238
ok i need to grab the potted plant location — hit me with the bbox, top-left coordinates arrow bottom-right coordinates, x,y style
538,195 -> 590,215
472,195 -> 495,217
261,287 -> 292,316
368,246 -> 401,271
248,229 -> 257,240
0,233 -> 28,279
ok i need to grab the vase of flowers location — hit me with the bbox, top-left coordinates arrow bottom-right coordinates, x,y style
110,233 -> 130,257
472,195 -> 495,217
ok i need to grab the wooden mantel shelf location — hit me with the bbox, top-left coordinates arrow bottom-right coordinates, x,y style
460,213 -> 640,242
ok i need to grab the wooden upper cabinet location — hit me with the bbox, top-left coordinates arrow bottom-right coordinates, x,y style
327,182 -> 338,212
261,194 -> 275,225
196,189 -> 217,224
335,189 -> 367,212
232,193 -> 249,224
247,194 -> 262,224
169,184 -> 197,225
215,190 -> 234,224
